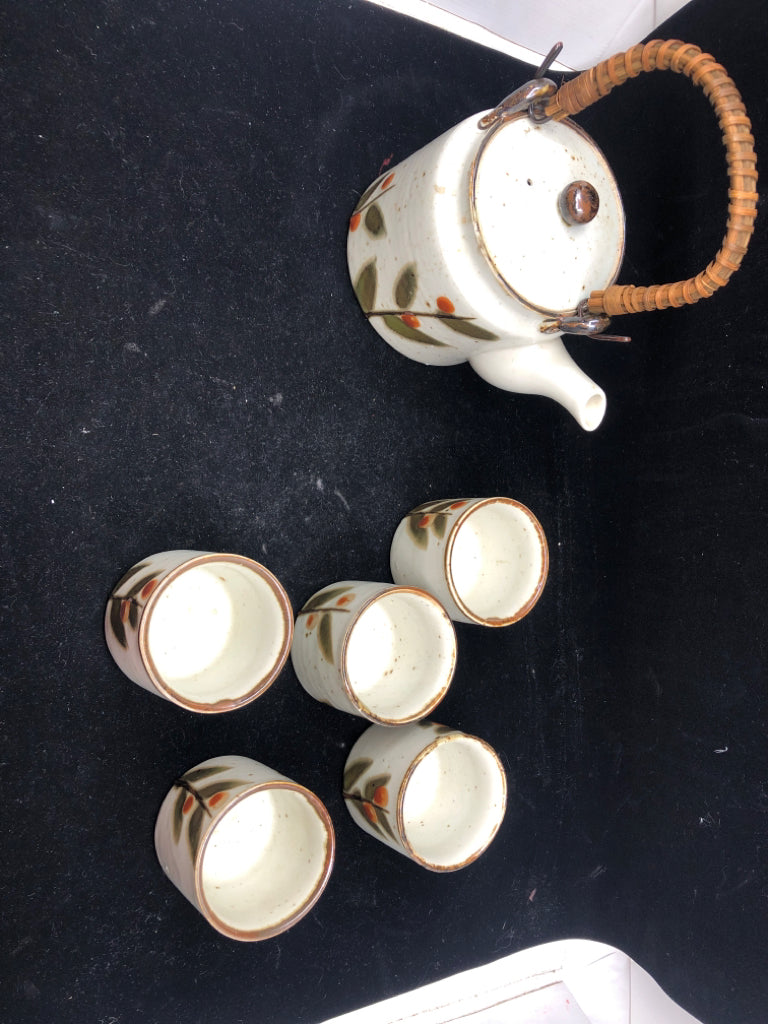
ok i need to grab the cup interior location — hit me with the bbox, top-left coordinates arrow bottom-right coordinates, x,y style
449,500 -> 547,624
145,558 -> 290,709
401,735 -> 506,869
343,589 -> 455,723
199,785 -> 332,939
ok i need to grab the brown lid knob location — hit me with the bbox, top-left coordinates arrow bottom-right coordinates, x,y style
559,180 -> 599,225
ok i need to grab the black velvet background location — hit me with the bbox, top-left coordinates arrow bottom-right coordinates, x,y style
1,0 -> 766,1021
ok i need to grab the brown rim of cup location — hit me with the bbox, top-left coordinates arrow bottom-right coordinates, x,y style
395,732 -> 507,871
340,586 -> 457,725
138,553 -> 294,713
194,780 -> 335,941
442,497 -> 549,626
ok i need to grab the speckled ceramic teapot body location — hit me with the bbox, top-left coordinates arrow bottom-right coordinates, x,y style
347,99 -> 624,431
347,41 -> 757,431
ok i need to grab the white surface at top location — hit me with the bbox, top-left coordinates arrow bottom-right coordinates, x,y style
317,938 -> 704,1024
364,1 -> 692,69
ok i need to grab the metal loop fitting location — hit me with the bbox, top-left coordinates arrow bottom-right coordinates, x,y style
540,301 -> 631,343
478,43 -> 564,130
477,79 -> 557,130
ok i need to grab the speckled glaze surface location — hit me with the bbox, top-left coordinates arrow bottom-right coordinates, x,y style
389,497 -> 548,626
104,550 -> 293,712
343,721 -> 507,871
290,581 -> 457,724
346,111 -> 625,430
155,755 -> 334,941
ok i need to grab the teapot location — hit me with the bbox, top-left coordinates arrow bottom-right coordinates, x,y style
347,40 -> 757,430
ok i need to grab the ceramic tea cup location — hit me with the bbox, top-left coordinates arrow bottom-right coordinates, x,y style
290,581 -> 456,725
155,756 -> 335,940
105,551 -> 293,712
343,721 -> 507,871
389,497 -> 548,626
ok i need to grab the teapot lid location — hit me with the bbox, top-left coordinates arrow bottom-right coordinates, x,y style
471,113 -> 625,316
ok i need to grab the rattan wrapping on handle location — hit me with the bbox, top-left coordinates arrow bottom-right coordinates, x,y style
543,40 -> 758,317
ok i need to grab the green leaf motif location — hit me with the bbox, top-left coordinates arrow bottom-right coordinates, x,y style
343,758 -> 373,793
182,765 -> 229,784
364,204 -> 385,237
375,805 -> 397,841
354,175 -> 386,212
318,613 -> 334,664
172,789 -> 186,845
433,513 -> 448,539
129,572 -> 157,598
406,516 -> 429,549
302,586 -> 354,614
187,805 -> 205,861
418,721 -> 453,733
411,499 -> 454,514
352,798 -> 382,837
394,263 -> 417,310
108,598 -> 127,649
364,774 -> 390,802
383,314 -> 448,347
354,261 -> 377,314
198,779 -> 244,799
442,318 -> 499,341
112,562 -> 150,595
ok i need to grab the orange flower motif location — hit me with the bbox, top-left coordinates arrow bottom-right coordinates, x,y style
336,595 -> 353,606
349,212 -> 361,232
418,514 -> 432,528
119,598 -> 131,623
209,792 -> 228,808
450,501 -> 467,510
306,613 -> 316,629
182,795 -> 194,814
436,296 -> 455,314
400,313 -> 420,329
373,786 -> 388,808
381,172 -> 395,190
362,802 -> 378,824
140,578 -> 158,600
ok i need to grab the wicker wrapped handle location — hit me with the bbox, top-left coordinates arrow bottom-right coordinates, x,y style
543,39 -> 758,317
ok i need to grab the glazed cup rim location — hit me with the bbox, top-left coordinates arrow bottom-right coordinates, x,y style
194,779 -> 335,941
138,552 -> 294,712
396,730 -> 507,871
340,585 -> 457,725
443,497 -> 549,626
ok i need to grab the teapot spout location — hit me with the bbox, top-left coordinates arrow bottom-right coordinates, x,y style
469,338 -> 606,431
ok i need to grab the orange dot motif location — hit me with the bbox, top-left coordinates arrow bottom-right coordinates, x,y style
362,803 -> 378,824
